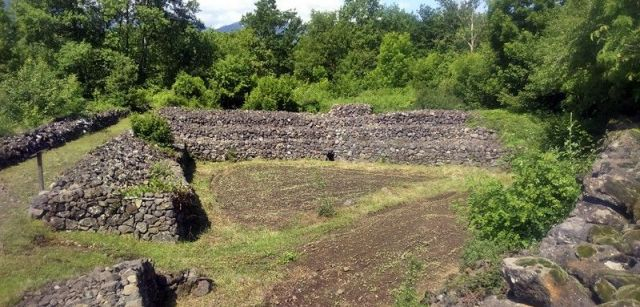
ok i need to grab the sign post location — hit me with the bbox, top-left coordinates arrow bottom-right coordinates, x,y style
36,151 -> 44,191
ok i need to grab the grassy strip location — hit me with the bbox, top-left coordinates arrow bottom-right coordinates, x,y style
319,87 -> 416,113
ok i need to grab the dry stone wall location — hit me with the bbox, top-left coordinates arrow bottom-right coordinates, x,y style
29,134 -> 207,242
17,259 -> 213,307
0,110 -> 128,170
159,105 -> 503,166
498,129 -> 640,306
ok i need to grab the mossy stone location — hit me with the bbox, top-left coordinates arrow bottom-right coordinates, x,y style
576,244 -> 597,259
515,257 -> 568,284
603,271 -> 640,288
615,285 -> 640,301
623,230 -> 640,244
516,257 -> 556,269
590,225 -> 627,251
595,278 -> 617,303
600,299 -> 640,307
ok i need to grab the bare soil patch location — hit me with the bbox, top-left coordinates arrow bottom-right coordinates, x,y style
265,192 -> 466,306
210,163 -> 435,228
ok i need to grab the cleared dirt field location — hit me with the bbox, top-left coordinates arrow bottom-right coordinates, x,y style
211,163 -> 434,228
266,192 -> 466,306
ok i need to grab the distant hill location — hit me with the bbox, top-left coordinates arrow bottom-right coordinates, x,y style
217,22 -> 243,33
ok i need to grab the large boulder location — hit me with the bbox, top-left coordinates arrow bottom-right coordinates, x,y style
502,257 -> 594,307
582,130 -> 640,221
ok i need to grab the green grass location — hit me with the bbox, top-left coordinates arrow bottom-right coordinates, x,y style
0,158 -> 506,306
470,109 -> 546,154
320,87 -> 416,113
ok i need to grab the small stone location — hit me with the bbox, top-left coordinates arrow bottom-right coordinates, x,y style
124,299 -> 143,307
191,279 -> 213,297
126,274 -> 137,283
342,266 -> 351,272
122,284 -> 138,296
336,289 -> 345,296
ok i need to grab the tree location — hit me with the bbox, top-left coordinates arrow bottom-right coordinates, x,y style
244,75 -> 298,111
0,1 -> 15,73
369,32 -> 415,88
242,0 -> 303,75
0,59 -> 84,127
293,11 -> 349,82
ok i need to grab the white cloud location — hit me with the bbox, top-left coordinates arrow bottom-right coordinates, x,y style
197,0 -> 343,29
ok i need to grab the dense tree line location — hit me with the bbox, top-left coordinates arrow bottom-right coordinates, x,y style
0,0 -> 638,135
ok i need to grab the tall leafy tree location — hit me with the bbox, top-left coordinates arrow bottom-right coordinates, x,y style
0,0 -> 15,73
242,0 -> 303,75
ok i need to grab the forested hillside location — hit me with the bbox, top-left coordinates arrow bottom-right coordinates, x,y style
0,0 -> 638,134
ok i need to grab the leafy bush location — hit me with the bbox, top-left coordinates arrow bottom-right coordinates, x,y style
0,59 -> 84,128
293,80 -> 333,113
209,53 -> 258,109
414,87 -> 466,110
317,200 -> 337,218
543,113 -> 595,161
131,113 -> 174,147
170,72 -> 220,108
467,152 -> 581,247
244,75 -> 298,111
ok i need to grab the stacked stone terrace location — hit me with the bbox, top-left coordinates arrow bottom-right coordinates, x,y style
0,110 -> 127,169
17,259 -> 213,306
159,105 -> 503,166
29,133 -> 206,242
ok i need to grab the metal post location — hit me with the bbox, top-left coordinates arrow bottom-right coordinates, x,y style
37,152 -> 44,191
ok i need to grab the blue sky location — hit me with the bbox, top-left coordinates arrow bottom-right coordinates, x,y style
198,0 -> 438,28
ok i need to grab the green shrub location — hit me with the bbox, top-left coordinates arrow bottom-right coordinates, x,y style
467,152 -> 581,247
293,80 -> 333,113
414,87 -> 466,110
171,72 -> 220,108
317,200 -> 337,218
0,58 -> 84,128
543,113 -> 595,161
244,75 -> 298,111
172,72 -> 207,100
394,257 -> 423,307
131,113 -> 174,147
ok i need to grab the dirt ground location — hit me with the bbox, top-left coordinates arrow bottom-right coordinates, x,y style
210,163 -> 434,229
265,192 -> 466,306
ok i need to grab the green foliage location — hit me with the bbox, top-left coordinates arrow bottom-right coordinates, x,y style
292,80 -> 334,113
467,152 -> 581,247
130,113 -> 174,147
394,256 -> 424,307
317,200 -> 337,218
543,113 -> 596,161
171,72 -> 219,108
414,87 -> 466,110
210,52 -> 259,109
121,161 -> 187,197
470,109 -> 546,153
244,75 -> 298,111
241,0 -> 303,75
0,58 -> 84,128
369,32 -> 415,88
279,251 -> 299,264
323,87 -> 416,113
